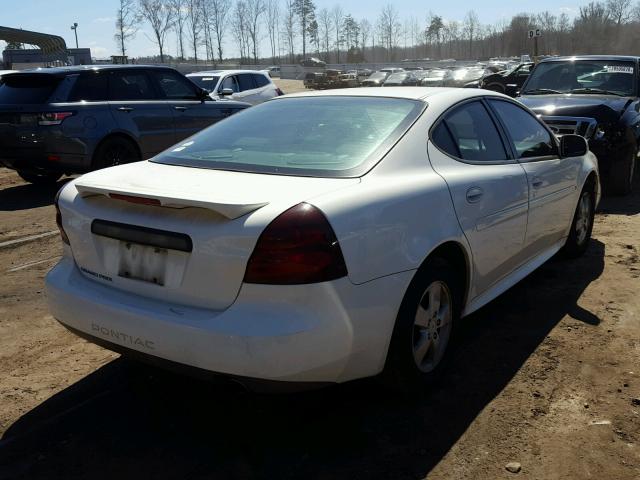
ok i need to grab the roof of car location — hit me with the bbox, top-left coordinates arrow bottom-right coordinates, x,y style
280,87 -> 475,101
540,55 -> 640,63
12,64 -> 176,75
186,69 -> 268,76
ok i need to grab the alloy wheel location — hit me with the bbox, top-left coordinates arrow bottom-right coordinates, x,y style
412,280 -> 453,373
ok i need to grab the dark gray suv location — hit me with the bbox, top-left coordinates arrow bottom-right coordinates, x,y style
0,65 -> 249,184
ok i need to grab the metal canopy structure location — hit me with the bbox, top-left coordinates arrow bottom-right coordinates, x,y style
0,26 -> 67,54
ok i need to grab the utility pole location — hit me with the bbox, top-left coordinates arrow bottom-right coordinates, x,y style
70,22 -> 79,48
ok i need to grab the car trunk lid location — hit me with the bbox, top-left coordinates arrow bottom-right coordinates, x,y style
62,161 -> 359,310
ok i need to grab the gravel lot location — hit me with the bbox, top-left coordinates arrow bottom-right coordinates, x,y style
0,90 -> 639,478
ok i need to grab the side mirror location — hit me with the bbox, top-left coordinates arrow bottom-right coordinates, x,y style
560,134 -> 588,158
219,87 -> 234,96
197,88 -> 210,101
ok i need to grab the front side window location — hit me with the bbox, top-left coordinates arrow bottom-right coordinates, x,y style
221,75 -> 239,92
109,71 -> 155,100
153,96 -> 424,177
432,101 -> 508,162
154,70 -> 198,99
523,60 -> 636,96
489,100 -> 557,159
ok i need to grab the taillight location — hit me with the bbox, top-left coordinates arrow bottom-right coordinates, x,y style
38,111 -> 74,126
275,87 -> 284,96
244,203 -> 347,285
54,187 -> 70,245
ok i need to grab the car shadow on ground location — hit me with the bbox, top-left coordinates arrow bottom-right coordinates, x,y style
598,174 -> 640,216
0,241 -> 605,480
0,179 -> 71,212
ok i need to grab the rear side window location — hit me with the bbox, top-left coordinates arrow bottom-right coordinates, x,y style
237,74 -> 255,91
154,70 -> 198,99
109,71 -> 155,100
69,72 -> 108,102
0,74 -> 61,104
433,101 -> 507,162
488,99 -> 557,158
253,74 -> 270,88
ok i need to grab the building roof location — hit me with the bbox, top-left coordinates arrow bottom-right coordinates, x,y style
0,26 -> 67,54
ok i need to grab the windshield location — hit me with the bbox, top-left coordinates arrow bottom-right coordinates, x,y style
0,74 -> 61,104
188,75 -> 220,92
152,96 -> 424,177
368,72 -> 388,80
425,70 -> 447,78
523,60 -> 636,96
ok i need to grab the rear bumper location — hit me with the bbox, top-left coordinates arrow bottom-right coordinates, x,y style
46,257 -> 413,383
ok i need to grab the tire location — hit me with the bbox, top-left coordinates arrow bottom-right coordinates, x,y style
382,257 -> 463,392
92,136 -> 140,171
17,170 -> 62,185
608,149 -> 636,196
562,182 -> 596,258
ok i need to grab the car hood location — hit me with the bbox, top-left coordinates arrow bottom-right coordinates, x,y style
518,94 -> 633,121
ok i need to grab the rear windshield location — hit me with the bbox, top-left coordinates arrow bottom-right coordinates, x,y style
188,75 -> 220,92
152,96 -> 424,177
0,74 -> 61,104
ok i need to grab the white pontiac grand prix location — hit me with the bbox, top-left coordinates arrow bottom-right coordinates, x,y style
47,87 -> 599,390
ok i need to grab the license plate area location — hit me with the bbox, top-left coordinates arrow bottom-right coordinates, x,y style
118,241 -> 168,286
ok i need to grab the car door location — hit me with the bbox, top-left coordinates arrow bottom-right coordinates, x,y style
219,74 -> 240,100
428,99 -> 530,295
251,73 -> 274,103
487,98 -> 581,257
234,73 -> 259,104
506,64 -> 532,96
151,69 -> 226,142
107,69 -> 174,158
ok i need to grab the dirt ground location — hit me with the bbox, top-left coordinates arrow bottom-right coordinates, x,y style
0,136 -> 639,477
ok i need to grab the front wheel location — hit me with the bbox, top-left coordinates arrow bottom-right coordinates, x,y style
382,257 -> 462,392
17,170 -> 62,185
562,184 -> 596,258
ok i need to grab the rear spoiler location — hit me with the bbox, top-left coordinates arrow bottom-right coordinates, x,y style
75,183 -> 268,220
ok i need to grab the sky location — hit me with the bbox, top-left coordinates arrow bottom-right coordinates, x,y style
0,0 -> 581,59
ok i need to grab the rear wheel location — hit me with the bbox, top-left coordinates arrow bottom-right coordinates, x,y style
92,137 -> 140,170
17,170 -> 62,185
383,257 -> 462,392
608,149 -> 636,196
562,183 -> 596,258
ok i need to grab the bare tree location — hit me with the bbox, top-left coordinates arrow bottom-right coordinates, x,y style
206,0 -> 229,62
185,0 -> 202,62
293,0 -> 316,59
318,8 -> 332,61
246,0 -> 266,63
139,0 -> 175,62
377,4 -> 400,61
331,5 -> 344,62
359,18 -> 371,61
232,1 -> 250,62
115,0 -> 140,57
282,0 -> 297,62
463,10 -> 480,59
607,0 -> 633,24
265,0 -> 280,62
169,0 -> 187,60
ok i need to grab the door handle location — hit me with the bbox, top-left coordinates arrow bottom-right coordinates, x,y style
532,178 -> 544,188
116,106 -> 133,112
173,106 -> 188,111
466,187 -> 484,203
